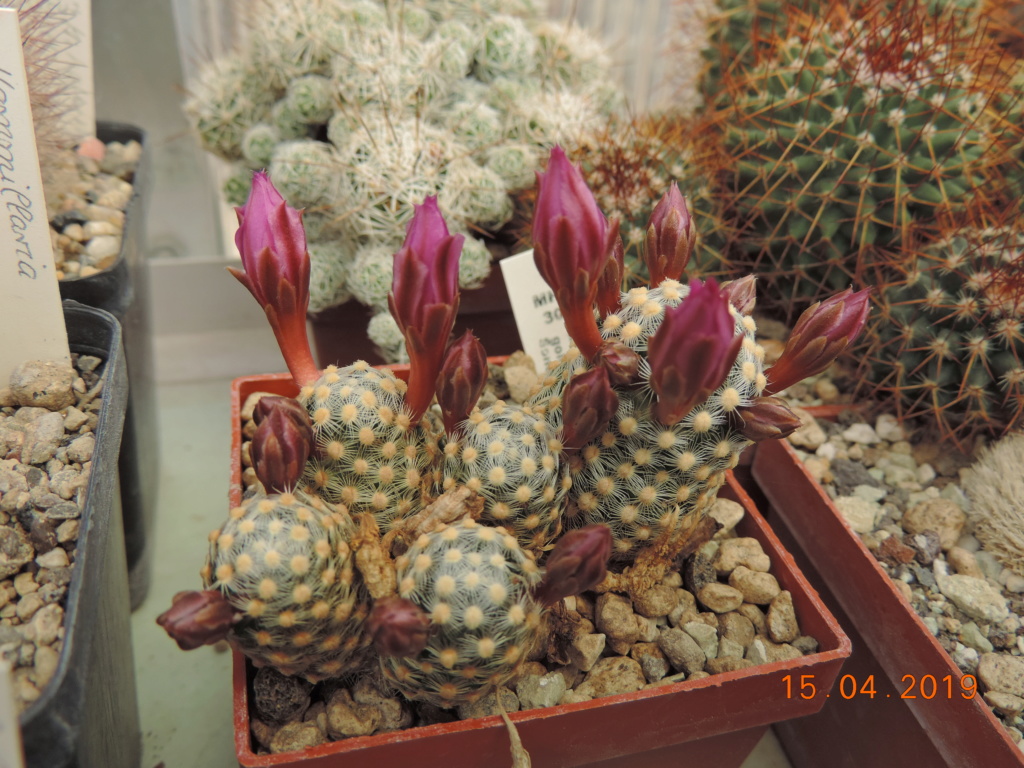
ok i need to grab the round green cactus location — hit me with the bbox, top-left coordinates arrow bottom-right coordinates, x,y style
381,516 -> 543,707
298,362 -> 438,528
202,491 -> 371,682
442,400 -> 569,551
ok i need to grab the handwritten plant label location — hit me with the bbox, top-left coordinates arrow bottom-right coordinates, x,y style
499,249 -> 571,369
0,663 -> 24,768
0,8 -> 70,383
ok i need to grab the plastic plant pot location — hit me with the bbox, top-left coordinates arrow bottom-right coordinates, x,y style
750,437 -> 1024,767
18,301 -> 140,768
57,122 -> 156,611
223,371 -> 851,768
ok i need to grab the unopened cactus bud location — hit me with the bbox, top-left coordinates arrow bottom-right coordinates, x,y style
533,525 -> 612,605
251,396 -> 315,492
436,331 -> 489,436
765,287 -> 871,395
561,368 -> 618,452
648,278 -> 743,425
367,596 -> 432,657
722,275 -> 757,315
595,221 -> 624,319
594,340 -> 641,387
731,396 -> 802,442
157,590 -> 239,650
643,182 -> 694,285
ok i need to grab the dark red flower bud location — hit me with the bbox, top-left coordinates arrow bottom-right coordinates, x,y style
228,171 -> 319,387
765,287 -> 871,395
648,278 -> 743,425
156,590 -> 239,651
251,396 -> 315,493
730,396 -> 802,442
436,331 -> 489,436
721,275 -> 757,315
534,525 -> 613,605
644,182 -> 694,285
595,220 -> 624,319
367,596 -> 432,657
593,341 -> 642,387
560,368 -> 619,452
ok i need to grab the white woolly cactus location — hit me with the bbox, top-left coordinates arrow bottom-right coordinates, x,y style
366,312 -> 409,364
442,401 -> 569,552
298,362 -> 438,527
201,491 -> 371,682
381,516 -> 543,707
184,0 -> 621,350
308,241 -> 353,313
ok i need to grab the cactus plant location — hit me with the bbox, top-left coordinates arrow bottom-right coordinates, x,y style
699,0 -> 1024,315
860,220 -> 1024,443
184,0 -> 621,350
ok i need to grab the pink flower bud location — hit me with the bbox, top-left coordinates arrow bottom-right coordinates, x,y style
644,182 -> 694,285
251,396 -> 315,493
388,196 -> 463,424
560,368 -> 619,452
731,396 -> 802,442
436,331 -> 488,436
765,287 -> 871,395
157,590 -> 239,651
648,278 -> 744,425
534,525 -> 613,605
367,597 -> 432,657
594,341 -> 642,388
595,221 -> 624,318
532,147 -> 613,359
721,275 -> 757,315
228,171 -> 319,386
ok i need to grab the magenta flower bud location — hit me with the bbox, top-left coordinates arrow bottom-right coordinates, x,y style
157,590 -> 240,651
367,596 -> 432,657
560,367 -> 619,452
228,171 -> 319,387
532,146 -> 613,359
648,278 -> 744,425
251,396 -> 315,493
595,220 -> 624,319
721,275 -> 757,315
730,396 -> 803,442
765,287 -> 871,395
388,196 -> 463,424
594,341 -> 642,388
644,182 -> 695,286
534,525 -> 613,606
436,330 -> 489,436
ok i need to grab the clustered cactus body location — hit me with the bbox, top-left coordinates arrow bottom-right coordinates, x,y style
201,492 -> 371,681
162,149 -> 864,722
701,0 -> 1024,314
863,223 -> 1024,442
184,0 -> 620,356
382,517 -> 543,706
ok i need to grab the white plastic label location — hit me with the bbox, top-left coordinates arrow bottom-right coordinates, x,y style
0,8 -> 70,383
499,249 -> 572,368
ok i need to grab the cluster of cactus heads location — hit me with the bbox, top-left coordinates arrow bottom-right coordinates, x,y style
159,147 -> 866,716
183,0 -> 620,350
858,219 -> 1024,443
697,0 -> 1024,316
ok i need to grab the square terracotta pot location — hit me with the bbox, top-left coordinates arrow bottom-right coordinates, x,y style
750,437 -> 1023,767
227,373 -> 851,767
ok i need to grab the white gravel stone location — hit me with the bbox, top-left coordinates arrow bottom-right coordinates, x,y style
842,423 -> 880,444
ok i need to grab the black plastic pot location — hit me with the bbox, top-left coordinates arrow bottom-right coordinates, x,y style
57,122 -> 156,610
19,301 -> 139,768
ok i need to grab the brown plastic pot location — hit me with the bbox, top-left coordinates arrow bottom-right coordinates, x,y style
749,437 -> 1023,767
309,269 -> 521,367
227,372 -> 851,768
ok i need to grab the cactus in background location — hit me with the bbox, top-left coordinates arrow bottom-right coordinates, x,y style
699,0 -> 1024,316
201,491 -> 372,681
184,0 -> 621,343
861,221 -> 1024,443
